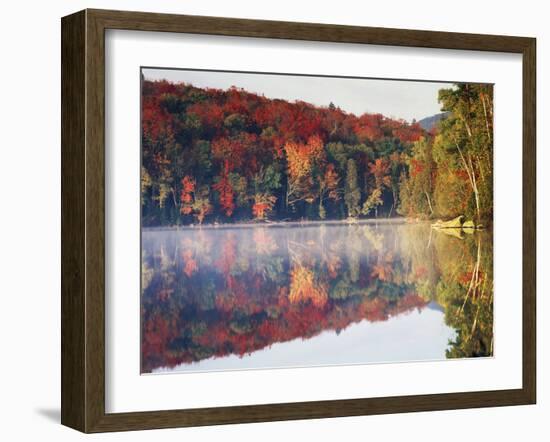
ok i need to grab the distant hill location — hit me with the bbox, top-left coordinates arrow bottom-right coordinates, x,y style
418,112 -> 451,131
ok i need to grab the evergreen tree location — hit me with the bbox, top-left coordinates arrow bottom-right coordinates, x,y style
344,159 -> 361,217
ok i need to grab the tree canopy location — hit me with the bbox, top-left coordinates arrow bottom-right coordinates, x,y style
141,80 -> 492,226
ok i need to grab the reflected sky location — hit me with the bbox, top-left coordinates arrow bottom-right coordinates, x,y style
152,303 -> 455,373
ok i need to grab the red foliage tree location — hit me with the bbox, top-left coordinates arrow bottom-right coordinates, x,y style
180,176 -> 196,215
212,160 -> 235,217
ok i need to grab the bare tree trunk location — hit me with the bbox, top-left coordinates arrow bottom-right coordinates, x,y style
468,154 -> 481,219
481,93 -> 492,143
171,187 -> 180,210
424,191 -> 434,215
455,141 -> 480,219
285,184 -> 291,211
462,117 -> 473,138
388,188 -> 397,218
318,188 -> 325,219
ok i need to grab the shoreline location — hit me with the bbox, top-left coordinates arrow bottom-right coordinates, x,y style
141,217 -> 425,232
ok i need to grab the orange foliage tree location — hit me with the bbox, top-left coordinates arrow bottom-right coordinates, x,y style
212,160 -> 235,217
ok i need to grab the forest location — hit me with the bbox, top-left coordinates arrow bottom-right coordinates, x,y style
141,78 -> 493,227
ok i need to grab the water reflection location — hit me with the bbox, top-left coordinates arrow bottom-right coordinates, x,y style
141,222 -> 493,374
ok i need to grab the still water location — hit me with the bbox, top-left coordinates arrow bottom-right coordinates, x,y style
141,221 -> 493,374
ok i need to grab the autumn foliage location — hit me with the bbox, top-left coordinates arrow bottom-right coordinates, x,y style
141,79 -> 426,226
141,222 -> 493,373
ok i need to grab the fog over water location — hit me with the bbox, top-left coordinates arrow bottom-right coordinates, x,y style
141,221 -> 493,374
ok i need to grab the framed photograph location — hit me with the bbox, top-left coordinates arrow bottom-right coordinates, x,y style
61,9 -> 536,433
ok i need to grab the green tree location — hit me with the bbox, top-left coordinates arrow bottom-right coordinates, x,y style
398,137 -> 435,218
344,159 -> 361,217
435,84 -> 493,222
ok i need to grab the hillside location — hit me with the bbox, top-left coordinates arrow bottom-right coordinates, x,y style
141,80 -> 425,226
141,80 -> 493,226
418,112 -> 451,131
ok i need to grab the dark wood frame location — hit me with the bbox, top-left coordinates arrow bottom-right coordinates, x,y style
61,8 -> 536,433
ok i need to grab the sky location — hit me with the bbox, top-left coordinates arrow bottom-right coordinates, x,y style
142,68 -> 452,123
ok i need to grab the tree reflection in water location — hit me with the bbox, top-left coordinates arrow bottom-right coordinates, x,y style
141,222 -> 493,373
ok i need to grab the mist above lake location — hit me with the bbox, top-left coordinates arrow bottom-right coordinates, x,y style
141,221 -> 493,374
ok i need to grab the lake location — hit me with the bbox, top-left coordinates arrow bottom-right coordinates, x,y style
141,221 -> 493,374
